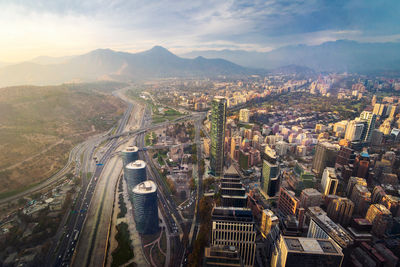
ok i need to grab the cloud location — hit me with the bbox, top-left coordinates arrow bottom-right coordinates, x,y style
0,0 -> 399,61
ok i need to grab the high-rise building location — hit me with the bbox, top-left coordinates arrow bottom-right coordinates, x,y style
353,152 -> 370,179
230,135 -> 241,161
327,197 -> 354,226
203,245 -> 243,267
125,160 -> 147,192
373,103 -> 387,117
239,108 -> 250,123
261,152 -> 280,198
371,185 -> 386,204
359,111 -> 377,143
121,146 -> 139,167
365,204 -> 392,237
211,207 -> 256,267
344,119 -> 365,142
312,142 -> 339,177
132,181 -> 159,234
210,96 -> 227,176
307,206 -> 354,249
350,184 -> 371,216
271,236 -> 344,267
321,167 -> 338,196
220,175 -> 247,208
278,187 -> 299,217
260,209 -> 279,239
299,188 -> 322,209
335,146 -> 355,167
346,177 -> 367,197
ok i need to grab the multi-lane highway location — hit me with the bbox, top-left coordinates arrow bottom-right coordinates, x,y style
46,100 -> 133,267
42,85 -> 203,267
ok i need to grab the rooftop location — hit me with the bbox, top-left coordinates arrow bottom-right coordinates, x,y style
126,160 -> 146,169
133,180 -> 157,194
283,236 -> 342,255
307,206 -> 353,248
123,146 -> 138,153
302,188 -> 322,196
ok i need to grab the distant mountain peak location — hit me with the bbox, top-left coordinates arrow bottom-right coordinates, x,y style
88,48 -> 115,55
146,45 -> 173,54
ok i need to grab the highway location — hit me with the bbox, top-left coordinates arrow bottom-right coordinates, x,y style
43,85 -> 202,267
188,117 -> 204,255
46,99 -> 133,267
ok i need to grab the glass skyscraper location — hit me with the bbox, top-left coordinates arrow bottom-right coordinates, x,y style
132,180 -> 159,234
210,96 -> 227,176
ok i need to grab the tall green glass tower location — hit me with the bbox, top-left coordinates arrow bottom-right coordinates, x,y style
210,96 -> 227,176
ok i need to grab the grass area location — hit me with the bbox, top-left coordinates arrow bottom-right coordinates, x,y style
144,132 -> 157,146
160,231 -> 167,253
86,172 -> 92,181
111,222 -> 134,267
125,88 -> 183,123
260,91 -> 368,120
117,193 -> 127,218
152,108 -> 183,123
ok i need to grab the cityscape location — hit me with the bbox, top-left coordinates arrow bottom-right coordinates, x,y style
0,1 -> 400,267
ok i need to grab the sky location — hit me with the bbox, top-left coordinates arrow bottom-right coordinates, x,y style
1,0 -> 399,62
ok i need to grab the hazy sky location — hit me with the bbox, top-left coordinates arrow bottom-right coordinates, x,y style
1,0 -> 399,62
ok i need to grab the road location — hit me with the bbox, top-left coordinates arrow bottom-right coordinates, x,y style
46,92 -> 134,267
44,85 -> 202,267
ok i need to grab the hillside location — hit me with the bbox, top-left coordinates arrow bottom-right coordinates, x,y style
0,82 -> 126,194
0,46 -> 258,87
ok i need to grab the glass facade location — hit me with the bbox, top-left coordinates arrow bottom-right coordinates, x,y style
210,96 -> 227,176
132,181 -> 159,235
262,159 -> 279,197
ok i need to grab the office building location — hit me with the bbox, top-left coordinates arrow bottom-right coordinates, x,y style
346,177 -> 367,197
293,163 -> 315,190
211,207 -> 256,267
327,197 -> 354,226
335,146 -> 355,168
239,108 -> 250,123
350,184 -> 371,216
344,119 -> 365,142
359,111 -> 377,143
321,167 -> 338,196
210,96 -> 227,176
271,236 -> 344,267
353,152 -> 370,179
347,218 -> 373,243
312,142 -> 339,177
307,206 -> 354,249
299,188 -> 322,209
260,209 -> 279,239
365,204 -> 392,237
132,181 -> 159,235
125,160 -> 147,191
203,245 -> 243,267
121,146 -> 139,167
261,153 -> 280,198
278,187 -> 299,217
220,177 -> 247,208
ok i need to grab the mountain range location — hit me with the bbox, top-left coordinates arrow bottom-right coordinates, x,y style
182,40 -> 400,74
1,40 -> 399,87
0,46 -> 256,87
